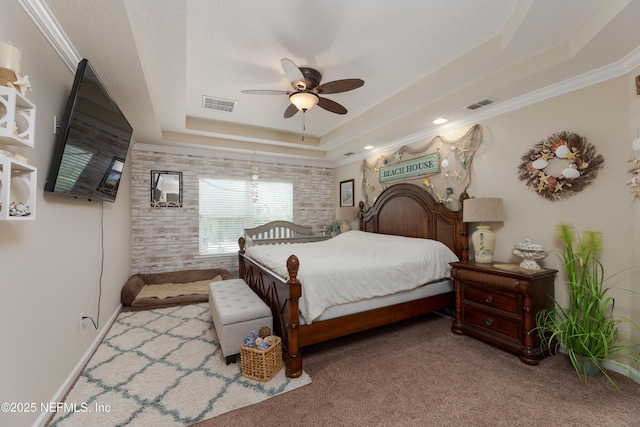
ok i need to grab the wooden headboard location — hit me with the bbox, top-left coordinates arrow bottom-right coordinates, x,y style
359,183 -> 469,261
244,220 -> 328,245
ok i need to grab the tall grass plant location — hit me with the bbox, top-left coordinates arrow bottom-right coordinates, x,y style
536,223 -> 640,389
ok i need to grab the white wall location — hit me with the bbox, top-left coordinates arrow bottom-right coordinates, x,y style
0,3 -> 132,426
336,73 -> 639,332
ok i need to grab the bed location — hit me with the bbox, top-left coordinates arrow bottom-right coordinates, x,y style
238,183 -> 469,378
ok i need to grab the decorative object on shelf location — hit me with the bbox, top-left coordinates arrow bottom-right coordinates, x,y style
518,131 -> 604,201
10,73 -> 31,95
627,133 -> 640,200
0,154 -> 36,221
535,223 -> 640,389
339,179 -> 354,207
361,124 -> 483,211
0,41 -> 22,74
12,153 -> 26,163
9,201 -> 30,217
150,170 -> 183,207
463,197 -> 505,263
511,238 -> 547,269
0,41 -> 30,95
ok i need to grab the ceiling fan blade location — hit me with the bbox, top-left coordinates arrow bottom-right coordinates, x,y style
316,78 -> 364,94
284,103 -> 299,118
241,89 -> 290,95
281,58 -> 307,90
318,97 -> 348,115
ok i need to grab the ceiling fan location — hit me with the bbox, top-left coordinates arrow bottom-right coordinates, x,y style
241,58 -> 364,118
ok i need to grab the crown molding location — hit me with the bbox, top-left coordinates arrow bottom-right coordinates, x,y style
333,45 -> 640,168
18,0 -> 81,72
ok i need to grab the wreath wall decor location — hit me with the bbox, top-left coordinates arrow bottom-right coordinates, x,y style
518,131 -> 604,201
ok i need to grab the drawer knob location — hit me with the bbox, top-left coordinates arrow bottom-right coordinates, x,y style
485,295 -> 493,303
485,318 -> 493,326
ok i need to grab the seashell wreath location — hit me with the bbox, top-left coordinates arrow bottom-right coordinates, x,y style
518,131 -> 604,201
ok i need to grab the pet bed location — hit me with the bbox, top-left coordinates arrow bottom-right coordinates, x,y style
121,268 -> 233,310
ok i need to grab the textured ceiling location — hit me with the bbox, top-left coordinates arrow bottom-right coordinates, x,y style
37,0 -> 640,165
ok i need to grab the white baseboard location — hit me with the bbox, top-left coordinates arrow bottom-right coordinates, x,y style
555,344 -> 640,384
33,304 -> 122,427
602,359 -> 640,384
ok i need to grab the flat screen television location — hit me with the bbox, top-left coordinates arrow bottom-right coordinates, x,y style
45,58 -> 133,202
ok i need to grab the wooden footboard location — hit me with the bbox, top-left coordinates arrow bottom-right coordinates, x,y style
239,236 -> 455,378
239,237 -> 303,378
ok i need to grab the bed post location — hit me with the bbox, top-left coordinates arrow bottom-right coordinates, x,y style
284,255 -> 303,378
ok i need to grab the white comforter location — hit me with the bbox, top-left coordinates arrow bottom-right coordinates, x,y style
245,231 -> 459,323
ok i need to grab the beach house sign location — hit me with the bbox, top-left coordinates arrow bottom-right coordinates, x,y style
379,153 -> 440,183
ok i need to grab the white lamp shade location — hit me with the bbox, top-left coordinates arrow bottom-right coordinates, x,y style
633,137 -> 640,152
336,207 -> 357,221
290,92 -> 319,111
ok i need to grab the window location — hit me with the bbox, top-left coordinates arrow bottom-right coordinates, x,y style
199,178 -> 293,255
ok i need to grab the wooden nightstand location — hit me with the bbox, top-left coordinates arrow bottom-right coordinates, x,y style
450,260 -> 556,365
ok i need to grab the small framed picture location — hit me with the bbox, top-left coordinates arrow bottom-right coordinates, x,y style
340,179 -> 354,207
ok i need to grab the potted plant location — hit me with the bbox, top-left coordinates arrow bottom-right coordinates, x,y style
328,221 -> 342,237
536,223 -> 640,388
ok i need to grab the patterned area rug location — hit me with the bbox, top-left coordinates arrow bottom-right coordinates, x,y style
49,303 -> 311,426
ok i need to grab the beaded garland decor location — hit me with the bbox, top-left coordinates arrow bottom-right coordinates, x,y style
517,131 -> 604,201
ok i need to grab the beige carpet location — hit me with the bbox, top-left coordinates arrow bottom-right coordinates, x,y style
194,313 -> 640,427
48,303 -> 310,426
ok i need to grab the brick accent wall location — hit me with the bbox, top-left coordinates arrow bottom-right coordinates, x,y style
131,146 -> 334,275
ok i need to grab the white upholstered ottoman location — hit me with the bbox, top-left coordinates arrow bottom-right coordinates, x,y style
208,278 -> 273,364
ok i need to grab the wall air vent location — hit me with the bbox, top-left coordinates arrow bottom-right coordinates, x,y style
465,97 -> 496,111
203,96 -> 237,112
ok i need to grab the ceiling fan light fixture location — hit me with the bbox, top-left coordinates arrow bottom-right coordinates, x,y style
290,92 -> 319,111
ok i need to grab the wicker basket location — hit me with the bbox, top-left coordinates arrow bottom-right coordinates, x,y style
240,336 -> 283,382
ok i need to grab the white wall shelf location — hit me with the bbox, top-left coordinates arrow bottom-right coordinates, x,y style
0,157 -> 37,220
0,86 -> 36,148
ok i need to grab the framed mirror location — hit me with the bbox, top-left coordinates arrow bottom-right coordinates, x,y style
151,170 -> 183,207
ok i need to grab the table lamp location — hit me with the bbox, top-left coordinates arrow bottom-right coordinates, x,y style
463,197 -> 505,263
336,207 -> 357,233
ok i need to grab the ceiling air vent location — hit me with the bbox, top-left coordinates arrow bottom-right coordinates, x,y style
344,152 -> 355,156
203,95 -> 237,113
465,97 -> 495,111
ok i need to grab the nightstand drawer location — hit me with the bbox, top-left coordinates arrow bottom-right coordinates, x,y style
451,260 -> 557,365
464,306 -> 521,342
464,284 -> 520,315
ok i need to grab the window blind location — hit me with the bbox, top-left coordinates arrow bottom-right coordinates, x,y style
199,178 -> 293,255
